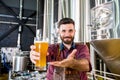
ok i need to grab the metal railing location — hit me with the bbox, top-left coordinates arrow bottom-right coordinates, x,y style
88,69 -> 120,80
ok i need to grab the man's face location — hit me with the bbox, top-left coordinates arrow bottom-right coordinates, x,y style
58,24 -> 75,44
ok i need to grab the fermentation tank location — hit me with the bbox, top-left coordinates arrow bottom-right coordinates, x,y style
90,1 -> 120,79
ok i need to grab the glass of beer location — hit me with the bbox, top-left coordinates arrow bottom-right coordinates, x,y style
34,37 -> 49,71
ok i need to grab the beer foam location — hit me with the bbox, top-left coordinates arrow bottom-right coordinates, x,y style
34,41 -> 48,43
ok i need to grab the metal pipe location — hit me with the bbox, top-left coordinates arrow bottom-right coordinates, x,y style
50,0 -> 54,43
71,0 -> 80,42
43,0 -> 54,43
90,45 -> 96,80
104,63 -> 107,80
95,69 -> 120,77
85,0 -> 91,42
94,74 -> 115,80
0,14 -> 35,20
17,0 -> 23,49
99,59 -> 102,75
36,0 -> 44,37
65,0 -> 69,17
79,0 -> 85,42
58,0 -> 62,20
36,0 -> 39,30
61,0 -> 66,17
0,21 -> 36,26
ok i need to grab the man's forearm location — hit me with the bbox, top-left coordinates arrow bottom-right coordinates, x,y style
69,58 -> 90,71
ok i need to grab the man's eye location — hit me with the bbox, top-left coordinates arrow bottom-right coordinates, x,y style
69,30 -> 73,32
62,30 -> 65,32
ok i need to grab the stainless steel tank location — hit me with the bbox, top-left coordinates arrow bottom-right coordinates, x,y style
90,1 -> 120,79
12,51 -> 28,72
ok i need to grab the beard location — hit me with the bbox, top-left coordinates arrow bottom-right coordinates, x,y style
60,36 -> 74,44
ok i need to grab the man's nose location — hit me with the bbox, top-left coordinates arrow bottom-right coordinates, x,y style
64,31 -> 71,36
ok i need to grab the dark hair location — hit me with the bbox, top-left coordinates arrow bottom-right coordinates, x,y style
58,18 -> 75,28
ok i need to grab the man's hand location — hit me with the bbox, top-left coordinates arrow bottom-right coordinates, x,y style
49,49 -> 77,68
30,45 -> 40,64
30,45 -> 49,64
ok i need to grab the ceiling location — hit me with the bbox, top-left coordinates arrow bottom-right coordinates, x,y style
0,0 -> 39,11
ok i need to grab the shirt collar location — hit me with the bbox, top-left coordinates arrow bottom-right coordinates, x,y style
60,42 -> 75,51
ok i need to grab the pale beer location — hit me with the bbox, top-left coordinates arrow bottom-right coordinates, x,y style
34,41 -> 48,70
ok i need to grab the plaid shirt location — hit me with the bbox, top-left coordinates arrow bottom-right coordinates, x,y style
46,42 -> 91,80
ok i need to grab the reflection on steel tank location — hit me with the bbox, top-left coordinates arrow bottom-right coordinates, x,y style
91,1 -> 115,40
90,1 -> 120,79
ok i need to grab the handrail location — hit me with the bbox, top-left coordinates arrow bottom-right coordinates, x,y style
87,69 -> 120,80
94,70 -> 120,77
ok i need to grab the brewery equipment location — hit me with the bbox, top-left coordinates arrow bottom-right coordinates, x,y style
9,51 -> 37,80
12,51 -> 28,72
90,1 -> 120,79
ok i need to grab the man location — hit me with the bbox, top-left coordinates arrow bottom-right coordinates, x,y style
30,18 -> 91,80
